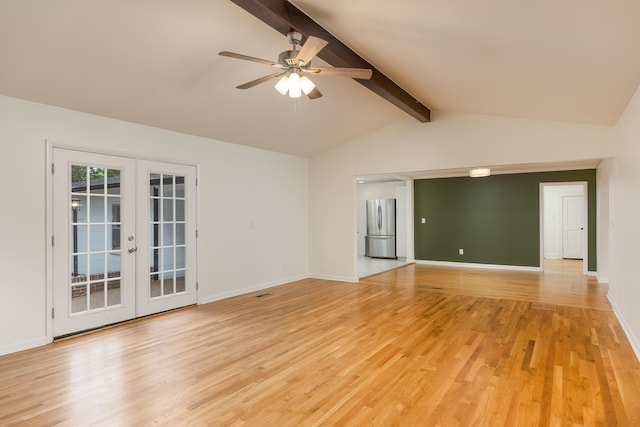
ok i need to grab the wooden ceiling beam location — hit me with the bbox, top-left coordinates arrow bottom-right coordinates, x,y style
230,0 -> 431,122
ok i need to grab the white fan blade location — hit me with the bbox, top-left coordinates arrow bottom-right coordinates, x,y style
219,51 -> 282,68
305,67 -> 372,80
307,87 -> 323,100
236,72 -> 286,89
295,36 -> 328,66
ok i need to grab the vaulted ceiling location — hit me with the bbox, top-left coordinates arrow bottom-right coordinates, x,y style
1,1 -> 639,157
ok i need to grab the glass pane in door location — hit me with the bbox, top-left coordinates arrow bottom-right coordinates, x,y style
148,173 -> 187,298
69,165 -> 122,314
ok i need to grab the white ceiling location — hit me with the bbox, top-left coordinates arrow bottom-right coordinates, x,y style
1,1 -> 639,158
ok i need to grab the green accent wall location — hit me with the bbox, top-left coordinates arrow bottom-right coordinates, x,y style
414,169 -> 597,271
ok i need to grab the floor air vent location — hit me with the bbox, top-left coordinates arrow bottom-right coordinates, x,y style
418,285 -> 443,291
255,293 -> 272,298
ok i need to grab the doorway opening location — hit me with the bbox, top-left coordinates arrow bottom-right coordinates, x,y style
355,176 -> 413,278
540,182 -> 588,275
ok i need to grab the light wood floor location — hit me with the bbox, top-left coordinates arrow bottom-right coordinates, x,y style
1,260 -> 639,426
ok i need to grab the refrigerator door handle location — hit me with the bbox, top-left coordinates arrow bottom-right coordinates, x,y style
378,205 -> 382,230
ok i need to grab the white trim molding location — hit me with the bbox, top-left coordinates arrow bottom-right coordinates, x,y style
198,274 -> 310,305
309,274 -> 358,283
608,295 -> 640,363
415,259 -> 542,272
0,336 -> 49,357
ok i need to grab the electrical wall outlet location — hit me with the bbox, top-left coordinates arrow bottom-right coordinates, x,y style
459,249 -> 464,255
421,217 -> 426,224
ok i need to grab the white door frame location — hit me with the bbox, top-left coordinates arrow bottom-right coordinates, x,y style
539,181 -> 588,275
45,141 -> 199,343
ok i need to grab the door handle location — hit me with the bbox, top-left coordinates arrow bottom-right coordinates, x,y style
128,247 -> 138,253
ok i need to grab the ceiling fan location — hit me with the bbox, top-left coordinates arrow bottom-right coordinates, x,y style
219,31 -> 373,100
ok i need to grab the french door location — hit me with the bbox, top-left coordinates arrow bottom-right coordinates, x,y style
136,160 -> 197,317
52,149 -> 196,337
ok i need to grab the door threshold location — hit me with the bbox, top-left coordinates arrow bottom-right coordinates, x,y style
53,304 -> 197,341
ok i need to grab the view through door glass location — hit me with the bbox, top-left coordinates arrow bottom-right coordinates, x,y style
70,165 -> 123,312
149,173 -> 187,297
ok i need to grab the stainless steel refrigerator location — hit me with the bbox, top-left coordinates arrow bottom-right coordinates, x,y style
365,199 -> 397,259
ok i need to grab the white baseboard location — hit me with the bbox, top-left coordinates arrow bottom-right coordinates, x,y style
415,259 -> 542,272
0,336 -> 49,357
309,274 -> 357,283
608,294 -> 640,363
198,274 -> 309,305
596,273 -> 609,284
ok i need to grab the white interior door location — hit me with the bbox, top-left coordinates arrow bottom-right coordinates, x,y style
53,151 -> 197,336
136,161 -> 197,317
53,149 -> 137,337
563,195 -> 584,259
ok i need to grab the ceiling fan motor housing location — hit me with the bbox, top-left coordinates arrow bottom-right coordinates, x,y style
279,50 -> 307,67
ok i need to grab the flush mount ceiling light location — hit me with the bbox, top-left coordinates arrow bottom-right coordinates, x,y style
470,167 -> 491,178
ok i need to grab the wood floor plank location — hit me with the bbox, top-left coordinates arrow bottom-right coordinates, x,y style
0,260 -> 638,426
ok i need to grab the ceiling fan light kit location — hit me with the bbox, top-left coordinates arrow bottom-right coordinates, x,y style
300,75 -> 315,95
287,72 -> 301,98
274,75 -> 289,95
274,72 -> 316,98
219,31 -> 373,100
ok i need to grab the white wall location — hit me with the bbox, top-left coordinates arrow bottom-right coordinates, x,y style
395,186 -> 408,259
309,111 -> 615,281
0,95 -> 309,355
607,85 -> 640,358
543,184 -> 585,259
